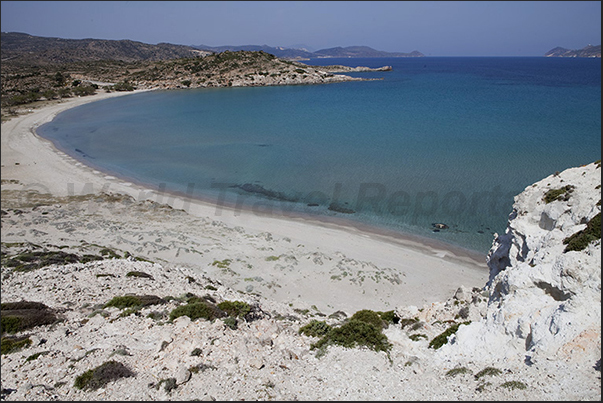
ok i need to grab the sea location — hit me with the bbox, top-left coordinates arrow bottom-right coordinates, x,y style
38,57 -> 602,255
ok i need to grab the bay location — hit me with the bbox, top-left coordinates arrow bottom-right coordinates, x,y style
38,57 -> 602,254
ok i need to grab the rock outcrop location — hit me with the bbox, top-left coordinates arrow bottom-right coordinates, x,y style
436,161 -> 601,366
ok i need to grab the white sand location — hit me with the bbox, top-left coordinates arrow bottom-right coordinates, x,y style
2,91 -> 600,402
1,90 -> 488,313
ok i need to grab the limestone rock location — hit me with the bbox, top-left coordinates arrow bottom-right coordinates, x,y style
436,161 -> 601,365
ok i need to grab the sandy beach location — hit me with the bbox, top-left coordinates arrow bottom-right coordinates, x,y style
1,89 -> 489,314
2,90 -> 600,401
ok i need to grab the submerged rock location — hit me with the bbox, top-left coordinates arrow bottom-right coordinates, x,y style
327,203 -> 355,214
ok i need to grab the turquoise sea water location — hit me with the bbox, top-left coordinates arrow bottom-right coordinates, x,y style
39,57 -> 601,254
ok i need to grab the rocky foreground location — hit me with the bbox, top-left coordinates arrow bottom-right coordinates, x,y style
1,162 -> 601,401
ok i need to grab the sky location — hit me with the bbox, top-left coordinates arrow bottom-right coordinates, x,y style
1,1 -> 601,56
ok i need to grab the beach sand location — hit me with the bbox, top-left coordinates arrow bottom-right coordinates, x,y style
1,90 -> 488,315
3,91 -> 600,402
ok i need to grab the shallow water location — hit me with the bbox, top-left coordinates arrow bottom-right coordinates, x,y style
39,56 -> 601,254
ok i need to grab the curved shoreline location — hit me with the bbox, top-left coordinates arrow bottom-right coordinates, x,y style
2,89 -> 489,311
33,90 -> 486,266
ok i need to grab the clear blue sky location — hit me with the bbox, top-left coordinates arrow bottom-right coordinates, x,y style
1,1 -> 601,56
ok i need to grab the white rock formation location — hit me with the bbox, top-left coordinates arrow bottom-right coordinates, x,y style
436,161 -> 601,366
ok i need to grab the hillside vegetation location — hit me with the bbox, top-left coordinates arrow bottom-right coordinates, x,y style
2,33 -> 387,115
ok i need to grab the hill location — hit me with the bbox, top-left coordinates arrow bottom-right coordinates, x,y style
190,44 -> 315,60
0,32 -> 210,66
192,44 -> 424,59
545,44 -> 601,58
312,46 -> 423,58
1,33 -> 390,111
1,32 -> 423,67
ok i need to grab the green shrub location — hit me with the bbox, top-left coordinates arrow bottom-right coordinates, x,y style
6,250 -> 81,271
26,350 -> 50,361
377,310 -> 399,324
211,259 -> 231,268
475,366 -> 502,379
125,271 -> 154,280
0,316 -> 22,334
147,311 -> 166,321
72,85 -> 97,96
446,367 -> 472,377
99,248 -> 120,259
399,317 -> 420,329
299,320 -> 332,337
1,301 -> 58,334
223,316 -> 238,330
311,319 -> 392,353
118,307 -> 140,317
350,309 -> 385,329
217,300 -> 251,318
1,336 -> 32,354
169,301 -> 225,322
543,185 -> 574,203
104,296 -> 142,309
104,295 -> 165,310
189,363 -> 217,373
563,212 -> 601,252
408,333 -> 428,341
429,321 -> 470,349
74,360 -> 135,390
499,380 -> 527,390
112,81 -> 136,92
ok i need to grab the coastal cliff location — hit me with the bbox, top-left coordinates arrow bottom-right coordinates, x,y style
435,161 -> 601,367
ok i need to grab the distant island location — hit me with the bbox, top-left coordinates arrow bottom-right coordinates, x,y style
191,44 -> 424,59
545,44 -> 601,58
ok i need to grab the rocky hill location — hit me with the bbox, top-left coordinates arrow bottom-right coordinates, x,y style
0,50 -> 385,108
1,32 -> 422,67
0,32 -> 210,66
1,34 -> 389,110
545,44 -> 601,58
191,44 -> 315,60
312,46 -> 424,58
192,44 -> 424,59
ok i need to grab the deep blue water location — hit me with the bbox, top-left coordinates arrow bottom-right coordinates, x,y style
39,57 -> 601,254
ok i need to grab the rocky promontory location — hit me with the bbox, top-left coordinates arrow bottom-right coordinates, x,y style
2,49 -> 390,111
436,161 -> 601,368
